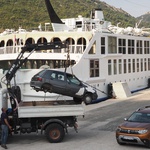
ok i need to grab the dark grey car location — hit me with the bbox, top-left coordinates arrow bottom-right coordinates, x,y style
30,70 -> 98,105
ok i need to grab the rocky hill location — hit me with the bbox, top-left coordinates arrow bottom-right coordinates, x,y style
0,0 -> 149,32
137,12 -> 150,23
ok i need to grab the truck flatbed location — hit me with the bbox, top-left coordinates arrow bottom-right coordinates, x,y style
18,101 -> 84,118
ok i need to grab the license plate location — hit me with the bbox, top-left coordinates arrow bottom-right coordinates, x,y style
123,136 -> 134,140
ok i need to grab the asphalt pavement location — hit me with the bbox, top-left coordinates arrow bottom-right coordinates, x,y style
5,88 -> 150,150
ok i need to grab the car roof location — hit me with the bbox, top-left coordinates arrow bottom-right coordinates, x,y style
37,69 -> 78,78
44,69 -> 74,76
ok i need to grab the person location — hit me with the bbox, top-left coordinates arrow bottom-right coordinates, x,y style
1,107 -> 12,149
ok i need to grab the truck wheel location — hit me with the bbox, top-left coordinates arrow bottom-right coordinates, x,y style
45,123 -> 65,143
83,94 -> 92,105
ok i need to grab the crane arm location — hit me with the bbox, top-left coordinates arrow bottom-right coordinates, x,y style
4,41 -> 67,112
5,41 -> 67,84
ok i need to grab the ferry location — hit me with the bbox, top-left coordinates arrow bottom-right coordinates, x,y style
0,0 -> 150,102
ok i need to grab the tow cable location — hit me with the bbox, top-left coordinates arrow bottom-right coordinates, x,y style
82,81 -> 116,99
64,45 -> 116,99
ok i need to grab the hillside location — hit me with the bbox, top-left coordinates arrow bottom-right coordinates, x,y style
0,0 -> 149,32
138,12 -> 150,23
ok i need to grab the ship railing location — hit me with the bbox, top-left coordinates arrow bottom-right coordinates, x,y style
68,45 -> 84,53
6,46 -> 22,54
35,45 -> 84,54
0,46 -> 22,54
0,44 -> 85,54
0,47 -> 5,54
0,46 -> 13,54
76,45 -> 85,53
5,46 -> 14,54
68,45 -> 75,53
39,48 -> 64,53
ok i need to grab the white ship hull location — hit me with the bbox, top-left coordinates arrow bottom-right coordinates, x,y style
0,1 -> 150,103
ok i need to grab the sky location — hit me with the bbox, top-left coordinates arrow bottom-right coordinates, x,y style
101,0 -> 150,17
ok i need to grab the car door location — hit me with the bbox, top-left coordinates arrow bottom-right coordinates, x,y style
49,71 -> 67,95
65,73 -> 84,97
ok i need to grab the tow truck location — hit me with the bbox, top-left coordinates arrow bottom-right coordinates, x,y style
0,42 -> 84,143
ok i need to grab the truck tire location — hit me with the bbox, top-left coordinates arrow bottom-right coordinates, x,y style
45,123 -> 65,143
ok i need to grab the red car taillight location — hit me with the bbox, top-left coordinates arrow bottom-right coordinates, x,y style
36,77 -> 42,81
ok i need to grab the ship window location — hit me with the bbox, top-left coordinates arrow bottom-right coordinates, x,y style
137,59 -> 139,72
144,41 -> 150,54
25,38 -> 35,45
136,40 -> 142,54
118,39 -> 126,54
33,61 -> 37,69
101,37 -> 105,54
124,59 -> 127,73
0,40 -> 5,47
89,42 -> 96,54
77,37 -> 86,53
6,39 -> 13,46
128,39 -> 134,54
128,59 -> 131,73
144,58 -> 147,71
108,60 -> 112,75
90,60 -> 99,77
119,59 -> 122,74
133,59 -> 135,72
26,61 -> 31,69
108,37 -> 117,53
113,59 -> 117,75
76,21 -> 82,28
0,40 -> 5,54
92,23 -> 96,29
141,59 -> 143,72
148,58 -> 150,71
66,38 -> 75,53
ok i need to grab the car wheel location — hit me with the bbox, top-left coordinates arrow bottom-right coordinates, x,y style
83,94 -> 92,105
42,84 -> 52,93
73,97 -> 82,104
45,123 -> 65,143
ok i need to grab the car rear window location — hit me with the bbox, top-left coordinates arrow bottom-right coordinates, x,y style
43,70 -> 52,79
37,70 -> 47,76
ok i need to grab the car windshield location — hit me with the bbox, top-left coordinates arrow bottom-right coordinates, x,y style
128,112 -> 150,123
